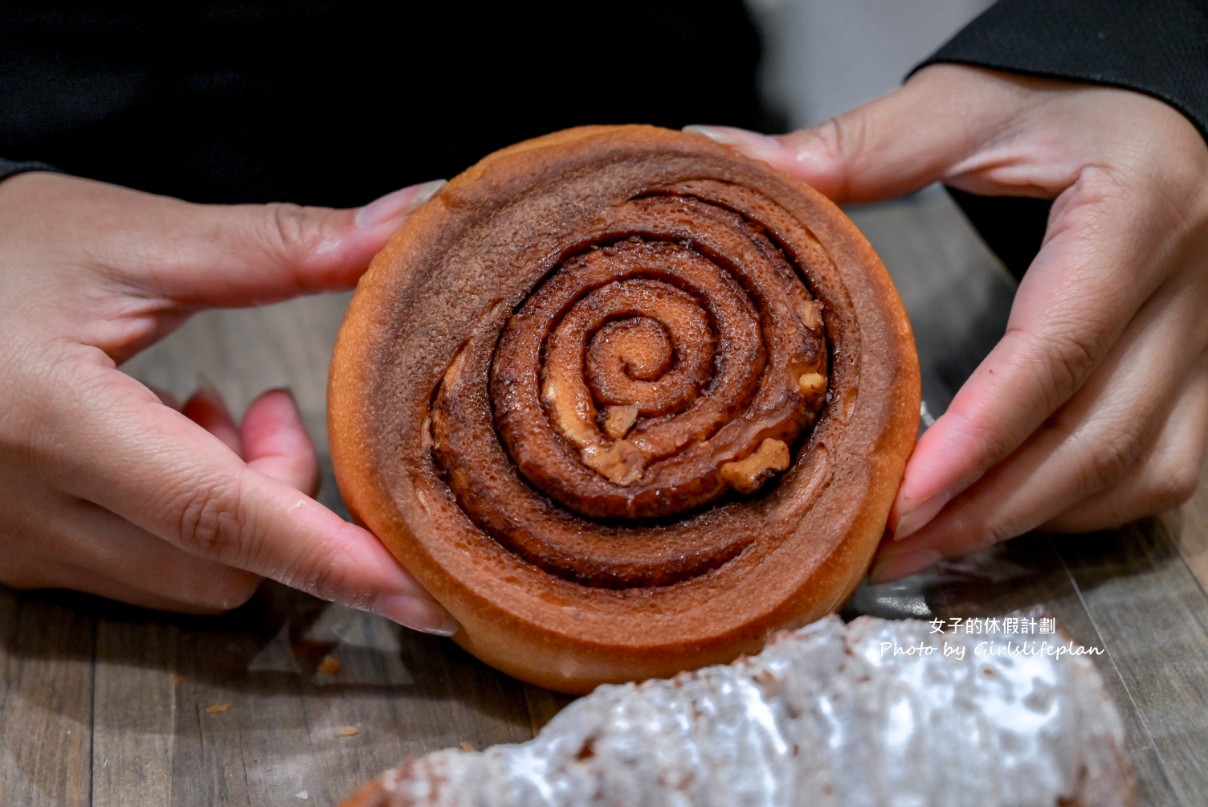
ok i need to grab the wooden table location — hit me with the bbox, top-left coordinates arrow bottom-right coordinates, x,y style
2,192 -> 1204,806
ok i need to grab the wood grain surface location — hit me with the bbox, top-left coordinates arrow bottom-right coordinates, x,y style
1,192 -> 1204,806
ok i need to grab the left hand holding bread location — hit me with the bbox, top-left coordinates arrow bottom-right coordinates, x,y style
0,171 -> 456,634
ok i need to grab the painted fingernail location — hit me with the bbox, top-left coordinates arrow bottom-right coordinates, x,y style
892,491 -> 952,542
265,386 -> 299,407
193,371 -> 223,402
868,549 -> 943,585
375,593 -> 460,637
185,372 -> 234,422
356,179 -> 446,229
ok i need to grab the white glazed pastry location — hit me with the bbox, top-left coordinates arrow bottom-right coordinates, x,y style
341,615 -> 1134,807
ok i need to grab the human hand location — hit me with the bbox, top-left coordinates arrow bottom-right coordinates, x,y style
688,64 -> 1208,580
0,171 -> 458,633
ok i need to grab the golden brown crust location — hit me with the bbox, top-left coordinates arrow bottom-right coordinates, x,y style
328,125 -> 920,693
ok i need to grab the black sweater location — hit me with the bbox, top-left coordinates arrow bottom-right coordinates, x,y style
0,1 -> 769,204
2,0 -> 1205,277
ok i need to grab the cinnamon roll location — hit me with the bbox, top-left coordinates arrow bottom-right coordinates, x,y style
328,125 -> 920,693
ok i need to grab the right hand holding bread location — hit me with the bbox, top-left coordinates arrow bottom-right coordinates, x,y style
0,171 -> 455,633
695,64 -> 1208,578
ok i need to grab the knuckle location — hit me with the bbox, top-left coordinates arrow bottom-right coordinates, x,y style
261,201 -> 309,257
242,201 -> 323,287
970,507 -> 1028,552
257,202 -> 338,294
1003,325 -> 1106,421
927,492 -> 1017,555
786,115 -> 859,201
943,406 -> 1001,458
1046,323 -> 1106,391
1045,328 -> 1102,390
264,200 -> 306,237
1048,405 -> 1145,499
1078,432 -> 1142,494
816,115 -> 860,200
824,111 -> 865,166
950,508 -> 997,552
275,523 -> 362,605
288,545 -> 352,603
1150,456 -> 1201,511
1067,165 -> 1131,209
174,477 -> 248,562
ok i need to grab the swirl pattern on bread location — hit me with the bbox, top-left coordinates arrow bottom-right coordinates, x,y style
328,126 -> 920,692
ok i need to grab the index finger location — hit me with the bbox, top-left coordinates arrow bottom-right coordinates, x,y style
891,170 -> 1171,539
687,65 -> 1027,203
51,362 -> 458,635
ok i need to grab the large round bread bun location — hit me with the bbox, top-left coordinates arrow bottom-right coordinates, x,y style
328,125 -> 920,693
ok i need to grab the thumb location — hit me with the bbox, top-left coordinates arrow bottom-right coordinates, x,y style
686,65 -> 1011,203
13,172 -> 446,311
142,178 -> 449,308
55,360 -> 459,635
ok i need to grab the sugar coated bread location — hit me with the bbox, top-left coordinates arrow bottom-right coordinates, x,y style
339,614 -> 1135,807
328,125 -> 920,693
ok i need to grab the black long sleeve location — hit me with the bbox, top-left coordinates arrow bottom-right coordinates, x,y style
0,158 -> 56,183
920,0 -> 1208,141
0,2 -> 770,205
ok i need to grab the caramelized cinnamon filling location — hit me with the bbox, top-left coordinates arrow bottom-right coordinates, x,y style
429,190 -> 832,587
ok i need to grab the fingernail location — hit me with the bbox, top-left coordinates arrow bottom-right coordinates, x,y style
375,593 -> 460,637
683,124 -> 741,145
186,372 -> 234,420
194,371 -> 222,402
356,179 -> 446,229
892,491 -> 952,542
920,400 -> 936,429
266,386 -> 298,405
684,125 -> 783,160
868,549 -> 943,585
